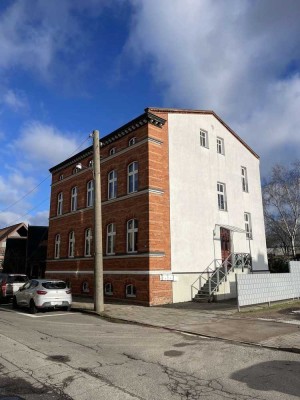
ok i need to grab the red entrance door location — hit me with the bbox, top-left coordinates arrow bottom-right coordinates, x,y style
220,227 -> 231,262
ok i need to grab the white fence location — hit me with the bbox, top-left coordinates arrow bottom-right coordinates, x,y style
236,261 -> 300,309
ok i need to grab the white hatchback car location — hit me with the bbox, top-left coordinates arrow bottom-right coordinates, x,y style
13,279 -> 72,314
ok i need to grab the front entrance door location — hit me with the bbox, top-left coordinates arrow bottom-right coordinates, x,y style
220,227 -> 231,262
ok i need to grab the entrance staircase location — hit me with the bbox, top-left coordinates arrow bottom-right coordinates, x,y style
192,253 -> 251,302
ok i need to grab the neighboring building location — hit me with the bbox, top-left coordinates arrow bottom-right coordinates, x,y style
0,223 -> 28,270
46,107 -> 268,305
26,226 -> 48,278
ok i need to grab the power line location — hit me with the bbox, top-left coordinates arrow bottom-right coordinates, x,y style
0,135 -> 91,217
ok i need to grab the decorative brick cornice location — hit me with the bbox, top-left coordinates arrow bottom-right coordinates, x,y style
49,112 -> 166,174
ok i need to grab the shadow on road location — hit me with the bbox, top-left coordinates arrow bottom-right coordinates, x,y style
231,360 -> 300,397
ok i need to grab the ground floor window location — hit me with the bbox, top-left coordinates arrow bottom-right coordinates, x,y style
104,282 -> 113,295
126,284 -> 136,298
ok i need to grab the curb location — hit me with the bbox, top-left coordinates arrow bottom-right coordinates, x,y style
71,305 -> 300,355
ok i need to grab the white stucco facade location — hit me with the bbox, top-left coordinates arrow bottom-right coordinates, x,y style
166,112 -> 268,302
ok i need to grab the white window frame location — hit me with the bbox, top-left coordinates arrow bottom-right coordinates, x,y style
86,180 -> 94,207
105,282 -> 113,295
244,212 -> 253,239
128,162 -> 138,194
84,228 -> 92,256
59,174 -> 64,181
217,137 -> 224,155
73,167 -> 80,174
57,192 -> 63,216
54,234 -> 60,259
68,231 -> 75,258
217,182 -> 227,211
88,159 -> 94,168
106,223 -> 116,255
241,166 -> 249,192
109,147 -> 116,156
200,129 -> 208,148
126,284 -> 136,298
127,219 -> 138,253
71,187 -> 78,211
108,170 -> 117,199
128,137 -> 136,146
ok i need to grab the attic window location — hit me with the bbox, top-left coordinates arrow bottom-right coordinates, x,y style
128,137 -> 136,147
59,174 -> 64,181
88,160 -> 94,168
73,167 -> 80,174
109,147 -> 116,156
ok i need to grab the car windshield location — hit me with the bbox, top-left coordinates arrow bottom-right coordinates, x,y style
7,275 -> 28,283
42,281 -> 67,290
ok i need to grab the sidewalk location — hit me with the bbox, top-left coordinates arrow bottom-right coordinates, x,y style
71,297 -> 300,353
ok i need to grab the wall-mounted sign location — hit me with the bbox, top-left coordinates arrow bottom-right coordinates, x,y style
160,274 -> 178,282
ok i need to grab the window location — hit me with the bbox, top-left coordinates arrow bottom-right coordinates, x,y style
104,282 -> 113,295
71,187 -> 78,211
126,284 -> 136,298
128,137 -> 136,146
108,170 -> 117,199
244,212 -> 252,239
241,167 -> 248,192
68,231 -> 75,257
217,137 -> 224,155
57,192 -> 63,216
54,234 -> 60,259
200,130 -> 208,148
59,174 -> 64,181
88,159 -> 94,168
217,182 -> 227,211
84,228 -> 92,256
109,147 -> 116,156
87,180 -> 94,207
73,166 -> 80,174
128,162 -> 138,193
127,219 -> 138,253
106,223 -> 116,255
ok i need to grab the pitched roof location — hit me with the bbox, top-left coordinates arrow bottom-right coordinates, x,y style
146,107 -> 259,159
0,223 -> 28,242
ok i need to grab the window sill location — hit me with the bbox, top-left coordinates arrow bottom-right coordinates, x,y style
126,294 -> 136,298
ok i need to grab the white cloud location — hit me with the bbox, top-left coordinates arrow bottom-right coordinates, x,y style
13,121 -> 84,167
2,89 -> 28,112
125,0 -> 300,175
27,210 -> 49,226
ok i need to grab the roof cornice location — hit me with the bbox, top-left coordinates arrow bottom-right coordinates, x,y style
49,111 -> 166,173
146,107 -> 259,159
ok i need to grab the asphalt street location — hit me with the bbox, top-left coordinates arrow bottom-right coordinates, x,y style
0,303 -> 299,400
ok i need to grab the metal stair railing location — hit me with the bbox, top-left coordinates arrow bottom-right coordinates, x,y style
192,253 -> 252,299
191,259 -> 223,299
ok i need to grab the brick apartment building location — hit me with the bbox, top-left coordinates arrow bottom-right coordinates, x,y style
46,108 -> 268,305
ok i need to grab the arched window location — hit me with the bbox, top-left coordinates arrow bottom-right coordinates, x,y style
108,170 -> 117,199
106,223 -> 116,255
88,159 -> 94,168
84,228 -> 92,256
54,234 -> 60,259
104,282 -> 113,295
71,187 -> 78,211
59,174 -> 64,181
127,219 -> 138,253
128,137 -> 136,146
109,147 -> 116,156
57,192 -> 63,215
68,231 -> 75,257
86,180 -> 94,207
73,166 -> 80,174
128,162 -> 138,193
125,284 -> 136,298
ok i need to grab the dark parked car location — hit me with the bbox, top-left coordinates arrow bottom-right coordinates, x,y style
0,273 -> 28,302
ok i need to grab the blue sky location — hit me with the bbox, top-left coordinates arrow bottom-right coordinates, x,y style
0,0 -> 300,228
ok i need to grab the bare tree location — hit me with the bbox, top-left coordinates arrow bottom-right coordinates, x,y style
263,162 -> 300,259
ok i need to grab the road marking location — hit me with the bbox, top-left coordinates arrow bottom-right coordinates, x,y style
0,306 -> 76,318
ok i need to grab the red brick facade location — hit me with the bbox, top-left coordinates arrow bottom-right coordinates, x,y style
46,110 -> 172,306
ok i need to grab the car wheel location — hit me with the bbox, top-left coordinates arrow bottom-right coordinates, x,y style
29,299 -> 38,314
12,296 -> 18,309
